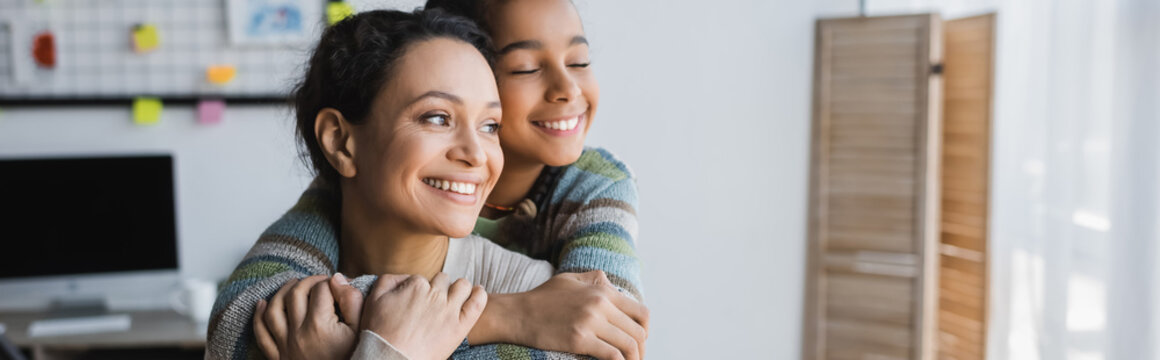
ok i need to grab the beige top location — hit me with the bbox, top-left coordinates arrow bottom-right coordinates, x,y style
351,235 -> 554,359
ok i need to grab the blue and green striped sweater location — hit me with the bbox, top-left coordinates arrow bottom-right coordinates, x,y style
206,147 -> 642,360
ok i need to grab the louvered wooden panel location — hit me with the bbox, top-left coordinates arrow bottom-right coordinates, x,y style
937,13 -> 994,360
805,14 -> 943,360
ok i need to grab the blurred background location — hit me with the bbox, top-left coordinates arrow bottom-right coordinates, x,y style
0,0 -> 1156,359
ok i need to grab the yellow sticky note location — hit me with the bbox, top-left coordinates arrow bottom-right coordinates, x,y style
206,65 -> 237,85
327,2 -> 354,25
133,97 -> 162,125
132,25 -> 160,53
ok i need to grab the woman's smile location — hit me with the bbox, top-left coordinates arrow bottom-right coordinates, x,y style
421,176 -> 484,206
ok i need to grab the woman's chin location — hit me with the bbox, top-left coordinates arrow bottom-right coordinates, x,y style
440,223 -> 476,239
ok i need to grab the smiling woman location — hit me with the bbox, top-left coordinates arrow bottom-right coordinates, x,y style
319,37 -> 506,280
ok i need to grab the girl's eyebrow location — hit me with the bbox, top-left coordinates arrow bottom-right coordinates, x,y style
497,36 -> 588,55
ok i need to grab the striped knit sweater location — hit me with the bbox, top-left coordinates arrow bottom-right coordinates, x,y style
206,147 -> 642,360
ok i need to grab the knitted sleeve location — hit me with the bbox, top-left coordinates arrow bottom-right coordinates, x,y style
547,148 -> 643,301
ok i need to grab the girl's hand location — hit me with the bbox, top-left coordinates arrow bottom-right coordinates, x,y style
361,272 -> 488,360
253,274 -> 365,360
474,271 -> 650,360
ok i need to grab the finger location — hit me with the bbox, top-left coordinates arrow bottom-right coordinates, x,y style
287,275 -> 329,330
595,322 -> 639,360
329,273 -> 364,330
459,284 -> 487,325
370,274 -> 412,298
253,300 -> 280,360
585,336 -> 627,360
604,300 -> 647,360
306,279 -> 337,327
265,278 -> 298,348
605,287 -> 650,330
397,274 -> 429,294
447,278 -> 473,306
430,272 -> 450,297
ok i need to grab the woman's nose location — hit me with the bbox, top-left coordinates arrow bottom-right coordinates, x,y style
448,128 -> 487,168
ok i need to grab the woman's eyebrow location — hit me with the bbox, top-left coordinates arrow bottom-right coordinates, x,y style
497,35 -> 589,55
406,90 -> 501,109
409,90 -> 463,105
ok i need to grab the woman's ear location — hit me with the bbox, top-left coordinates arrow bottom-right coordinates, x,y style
314,108 -> 358,178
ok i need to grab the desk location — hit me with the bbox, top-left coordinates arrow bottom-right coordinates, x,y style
0,310 -> 205,360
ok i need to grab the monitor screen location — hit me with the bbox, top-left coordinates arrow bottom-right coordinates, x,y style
0,155 -> 178,279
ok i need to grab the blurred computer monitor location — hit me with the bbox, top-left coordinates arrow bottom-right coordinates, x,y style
0,155 -> 180,312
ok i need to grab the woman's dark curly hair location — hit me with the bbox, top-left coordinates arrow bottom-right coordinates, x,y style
423,0 -> 502,32
293,9 -> 493,184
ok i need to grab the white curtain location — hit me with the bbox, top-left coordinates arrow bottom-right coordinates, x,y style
987,0 -> 1160,359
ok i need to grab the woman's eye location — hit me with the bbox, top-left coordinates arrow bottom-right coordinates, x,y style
568,62 -> 591,69
423,113 -> 449,126
481,121 -> 501,134
511,68 -> 540,75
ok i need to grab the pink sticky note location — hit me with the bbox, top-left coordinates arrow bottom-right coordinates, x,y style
197,99 -> 225,125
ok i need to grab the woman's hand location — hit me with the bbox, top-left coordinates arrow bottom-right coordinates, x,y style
361,272 -> 488,360
253,274 -> 365,360
472,271 -> 650,360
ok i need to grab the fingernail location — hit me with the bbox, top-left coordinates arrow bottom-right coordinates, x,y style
334,272 -> 350,285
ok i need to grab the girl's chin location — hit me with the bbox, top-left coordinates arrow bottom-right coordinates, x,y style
540,147 -> 585,166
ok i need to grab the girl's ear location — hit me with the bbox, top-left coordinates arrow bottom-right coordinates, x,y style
314,108 -> 358,178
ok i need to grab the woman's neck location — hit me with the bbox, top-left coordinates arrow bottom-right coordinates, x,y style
484,155 -> 544,216
337,189 -> 448,280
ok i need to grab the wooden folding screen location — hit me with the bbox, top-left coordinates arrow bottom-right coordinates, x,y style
804,14 -> 944,360
937,13 -> 995,360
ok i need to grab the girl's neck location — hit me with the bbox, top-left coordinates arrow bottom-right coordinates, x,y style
337,189 -> 448,280
484,155 -> 544,217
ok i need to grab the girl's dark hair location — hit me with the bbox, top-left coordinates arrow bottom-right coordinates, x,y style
293,9 -> 493,184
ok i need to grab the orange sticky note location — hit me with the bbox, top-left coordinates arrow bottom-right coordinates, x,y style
133,97 -> 162,125
327,2 -> 354,25
132,24 -> 160,53
206,65 -> 236,85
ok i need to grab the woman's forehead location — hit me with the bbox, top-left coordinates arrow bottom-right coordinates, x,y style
377,38 -> 499,110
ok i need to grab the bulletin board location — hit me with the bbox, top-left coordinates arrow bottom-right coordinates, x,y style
0,0 -> 331,106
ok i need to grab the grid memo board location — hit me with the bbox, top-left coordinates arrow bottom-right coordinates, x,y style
0,0 -> 329,105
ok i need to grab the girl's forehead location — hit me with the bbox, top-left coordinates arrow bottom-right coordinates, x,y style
489,0 -> 583,42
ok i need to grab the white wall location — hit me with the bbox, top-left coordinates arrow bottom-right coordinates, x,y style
577,1 -> 814,358
0,0 -> 820,357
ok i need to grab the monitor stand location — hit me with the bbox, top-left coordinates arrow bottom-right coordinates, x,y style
26,296 -> 131,337
48,297 -> 108,317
